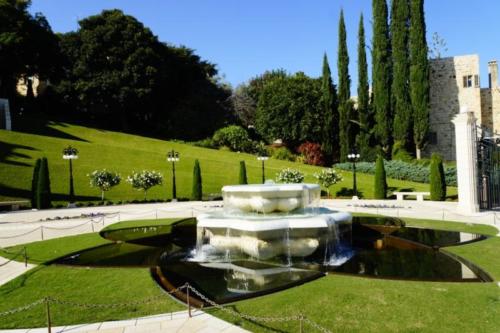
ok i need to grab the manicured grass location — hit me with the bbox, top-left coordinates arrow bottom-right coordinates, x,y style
0,116 -> 457,204
100,217 -> 187,232
0,217 -> 498,331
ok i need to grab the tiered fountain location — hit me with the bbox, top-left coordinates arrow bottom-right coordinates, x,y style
193,183 -> 353,265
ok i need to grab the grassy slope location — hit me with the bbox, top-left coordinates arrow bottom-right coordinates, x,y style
0,117 -> 456,204
0,217 -> 499,331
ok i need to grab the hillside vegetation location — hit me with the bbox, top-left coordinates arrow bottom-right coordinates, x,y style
0,116 -> 456,205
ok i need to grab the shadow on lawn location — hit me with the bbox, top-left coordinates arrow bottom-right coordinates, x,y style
335,187 -> 365,199
0,183 -> 100,202
0,141 -> 38,167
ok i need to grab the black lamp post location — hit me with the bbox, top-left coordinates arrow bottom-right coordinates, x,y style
167,150 -> 180,200
257,155 -> 269,184
62,146 -> 78,202
347,149 -> 360,198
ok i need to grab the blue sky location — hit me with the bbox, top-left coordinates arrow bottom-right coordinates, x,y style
30,0 -> 500,94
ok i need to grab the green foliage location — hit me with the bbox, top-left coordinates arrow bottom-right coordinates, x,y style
335,159 -> 457,186
212,125 -> 251,152
239,161 -> 248,185
126,170 -> 162,200
392,141 -> 413,162
191,137 -> 216,149
36,157 -> 51,209
391,0 -> 412,150
192,159 -> 202,200
320,54 -> 339,164
255,72 -> 322,148
231,84 -> 257,127
276,168 -> 304,184
88,169 -> 121,200
314,168 -> 343,196
338,10 -> 353,162
374,155 -> 387,199
372,0 -> 393,156
410,0 -> 430,157
271,147 -> 296,161
430,153 -> 446,201
30,158 -> 41,208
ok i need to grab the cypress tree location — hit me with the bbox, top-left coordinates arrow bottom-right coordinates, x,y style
410,0 -> 430,159
337,10 -> 352,162
31,158 -> 41,208
239,161 -> 248,184
356,13 -> 372,160
391,0 -> 412,152
320,53 -> 339,164
36,157 -> 52,209
372,0 -> 392,157
192,159 -> 202,201
430,153 -> 446,201
374,155 -> 387,199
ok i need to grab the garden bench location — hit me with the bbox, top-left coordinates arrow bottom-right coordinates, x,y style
0,200 -> 30,211
393,192 -> 430,202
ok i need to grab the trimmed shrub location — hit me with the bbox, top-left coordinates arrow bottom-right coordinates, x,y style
314,168 -> 343,197
192,159 -> 203,200
430,153 -> 446,201
212,125 -> 251,152
126,170 -> 163,200
31,158 -> 41,208
276,168 -> 304,183
374,155 -> 387,199
271,147 -> 296,161
239,161 -> 248,184
192,138 -> 216,149
297,142 -> 325,166
36,157 -> 52,209
88,169 -> 121,200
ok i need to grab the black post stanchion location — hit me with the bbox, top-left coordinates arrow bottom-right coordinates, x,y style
45,297 -> 52,333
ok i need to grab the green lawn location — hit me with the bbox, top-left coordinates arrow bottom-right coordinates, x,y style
0,115 -> 456,205
0,216 -> 498,331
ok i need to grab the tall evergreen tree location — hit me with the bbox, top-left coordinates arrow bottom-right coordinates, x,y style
355,14 -> 372,161
320,53 -> 339,163
31,158 -> 41,208
391,0 -> 412,152
239,161 -> 248,185
36,157 -> 51,209
410,0 -> 430,159
372,0 -> 392,157
192,159 -> 202,201
429,153 -> 446,201
337,10 -> 352,162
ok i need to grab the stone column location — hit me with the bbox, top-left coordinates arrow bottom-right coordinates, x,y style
452,109 -> 479,214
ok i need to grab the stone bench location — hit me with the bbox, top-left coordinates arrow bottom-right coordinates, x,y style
0,200 -> 30,211
393,192 -> 430,202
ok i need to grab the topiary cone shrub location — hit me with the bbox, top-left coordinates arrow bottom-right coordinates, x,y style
430,153 -> 446,201
31,158 -> 41,208
374,155 -> 387,199
239,161 -> 248,184
192,159 -> 203,201
36,157 -> 52,209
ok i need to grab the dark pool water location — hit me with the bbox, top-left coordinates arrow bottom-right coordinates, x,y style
55,217 -> 491,304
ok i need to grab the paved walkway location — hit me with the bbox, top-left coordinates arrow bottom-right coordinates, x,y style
0,310 -> 249,333
0,257 -> 34,287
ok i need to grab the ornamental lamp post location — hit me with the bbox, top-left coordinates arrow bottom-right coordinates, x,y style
167,150 -> 180,201
257,155 -> 269,184
347,149 -> 360,199
62,146 -> 78,203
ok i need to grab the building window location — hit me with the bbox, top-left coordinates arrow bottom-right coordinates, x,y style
463,75 -> 473,88
428,132 -> 438,145
474,75 -> 480,87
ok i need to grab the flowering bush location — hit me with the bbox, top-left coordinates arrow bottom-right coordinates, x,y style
88,169 -> 121,200
127,170 -> 163,199
314,168 -> 342,197
297,142 -> 325,166
276,168 -> 304,183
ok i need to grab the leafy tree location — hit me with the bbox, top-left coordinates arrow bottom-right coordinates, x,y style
410,0 -> 430,159
30,158 -> 41,208
372,0 -> 393,157
338,10 -> 352,162
192,160 -> 203,201
320,54 -> 339,164
297,142 -> 325,166
239,161 -> 248,185
391,0 -> 412,153
276,168 -> 304,184
88,169 -> 121,200
314,168 -> 343,198
231,84 -> 257,127
374,155 -> 387,199
212,125 -> 251,152
356,14 -> 373,161
430,153 -> 446,201
126,170 -> 162,200
36,157 -> 51,209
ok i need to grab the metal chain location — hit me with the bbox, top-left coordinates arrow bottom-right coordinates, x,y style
0,227 -> 41,239
0,299 -> 44,317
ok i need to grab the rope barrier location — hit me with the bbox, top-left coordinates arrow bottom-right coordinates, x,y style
0,227 -> 41,239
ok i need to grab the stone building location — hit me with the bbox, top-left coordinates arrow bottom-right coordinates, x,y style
424,54 -> 500,160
